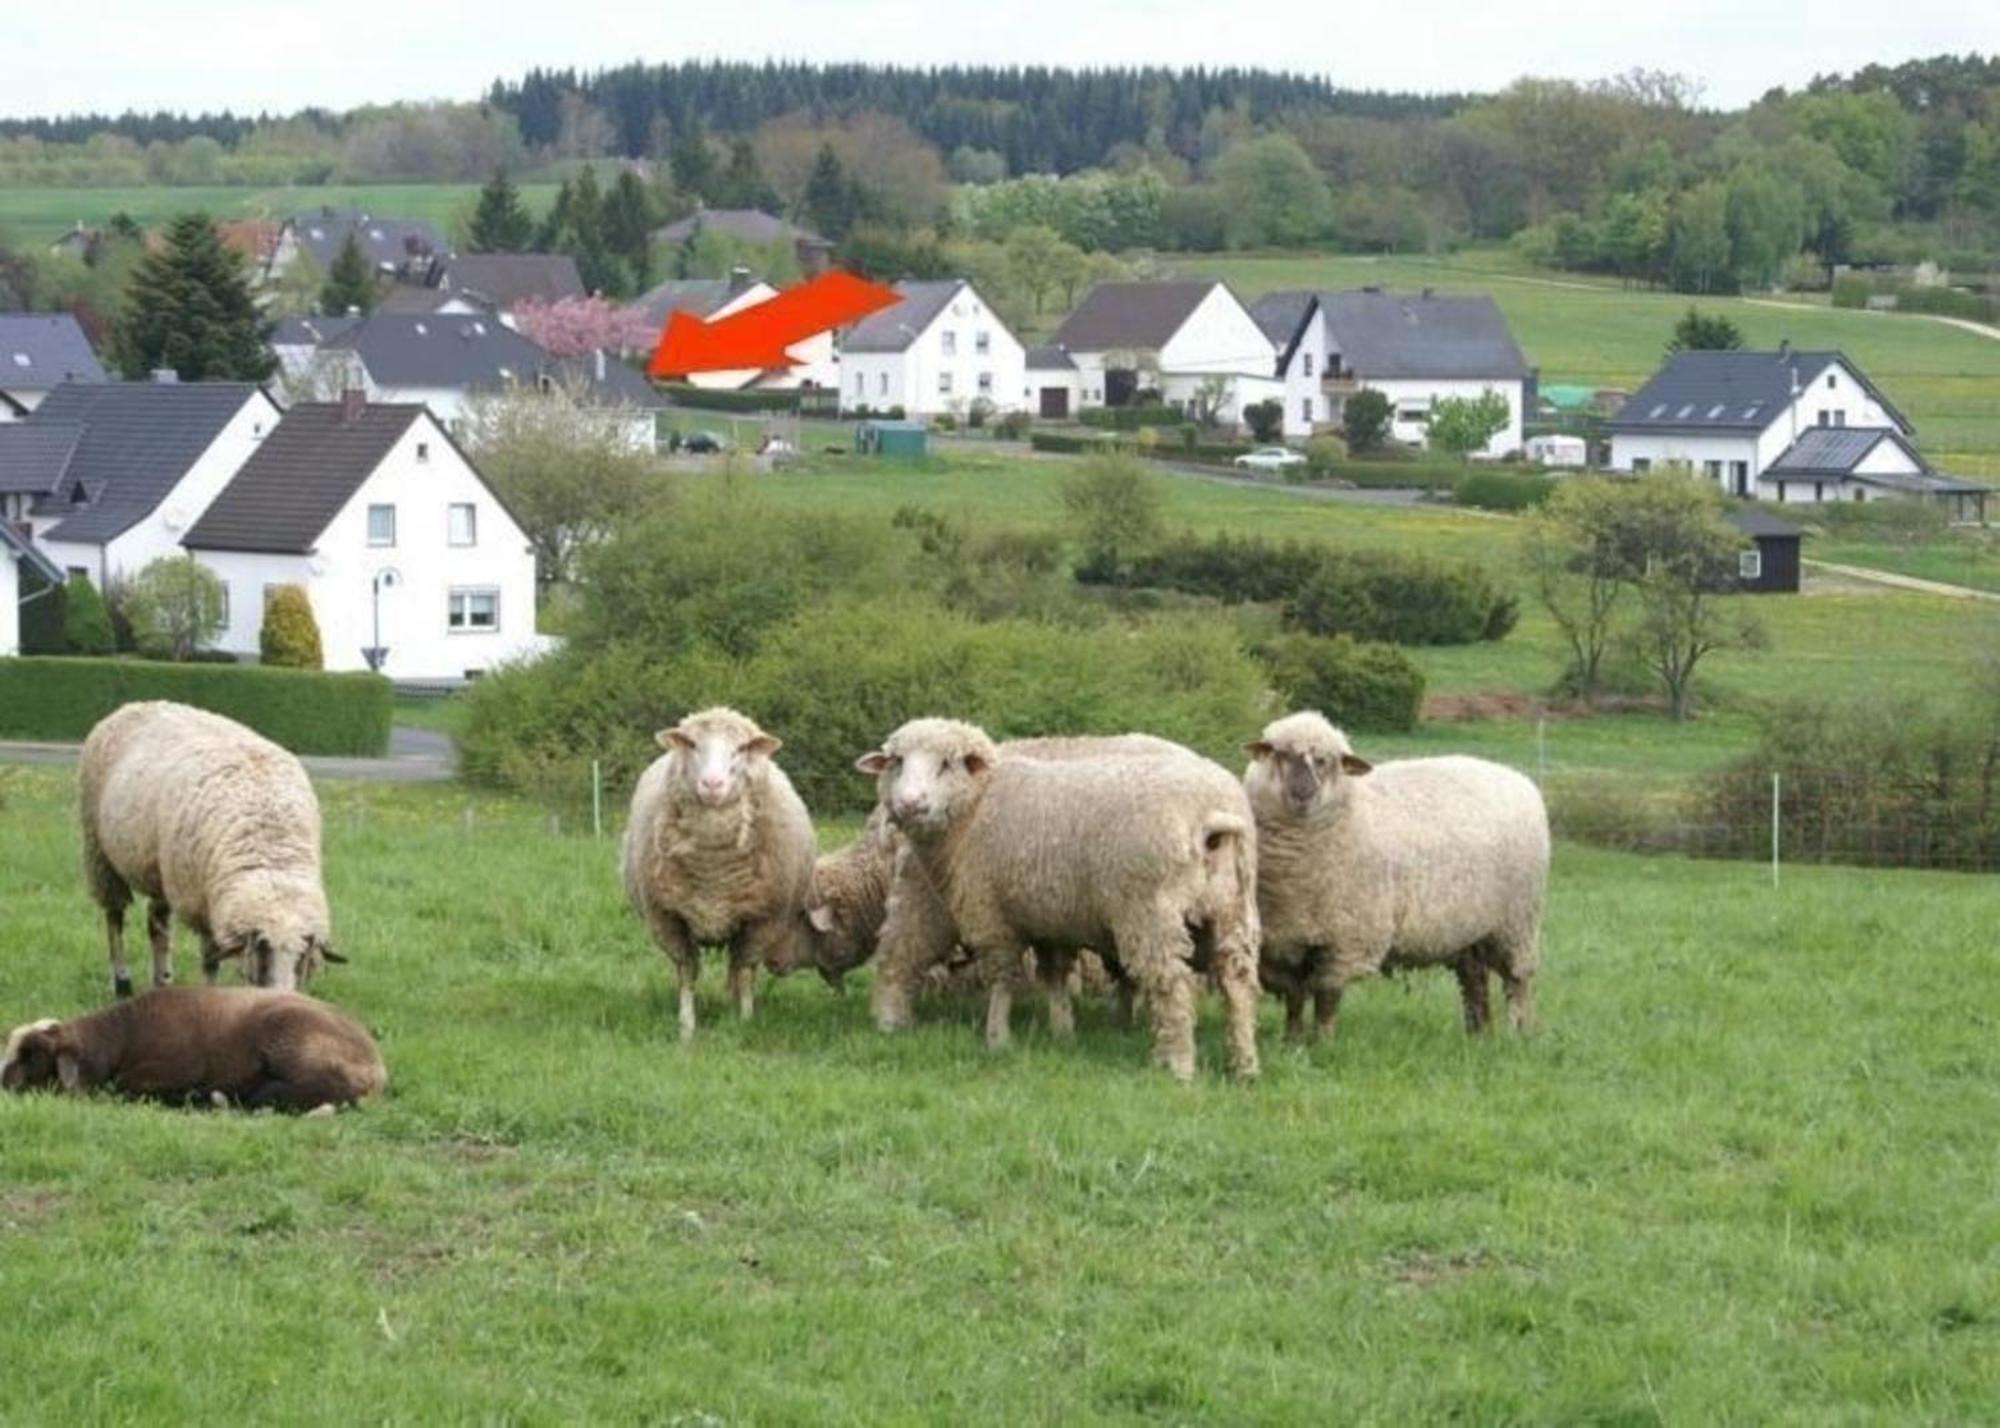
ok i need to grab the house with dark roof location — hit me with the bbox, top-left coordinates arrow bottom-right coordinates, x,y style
270,209 -> 448,283
1251,287 -> 1533,450
652,209 -> 833,275
0,313 -> 108,419
375,253 -> 588,324
184,394 -> 543,681
275,314 -> 665,450
839,279 -> 1026,417
1047,281 -> 1278,423
2,517 -> 64,657
19,378 -> 283,589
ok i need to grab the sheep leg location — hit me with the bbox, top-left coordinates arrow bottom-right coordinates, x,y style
104,904 -> 133,999
976,940 -> 1029,1051
1312,984 -> 1344,1040
147,900 -> 174,988
1501,968 -> 1535,1034
1038,947 -> 1077,1040
725,955 -> 758,1021
647,913 -> 701,1041
1213,935 -> 1261,1082
1455,958 -> 1494,1034
871,874 -> 956,1033
200,933 -> 228,985
1281,984 -> 1308,1042
1121,911 -> 1198,1082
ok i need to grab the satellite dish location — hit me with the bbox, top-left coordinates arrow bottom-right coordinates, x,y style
161,502 -> 190,532
375,567 -> 403,590
307,556 -> 329,578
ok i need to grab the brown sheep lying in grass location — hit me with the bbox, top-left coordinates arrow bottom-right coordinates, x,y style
2,988 -> 387,1114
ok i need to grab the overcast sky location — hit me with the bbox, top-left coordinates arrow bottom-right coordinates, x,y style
9,0 -> 1997,119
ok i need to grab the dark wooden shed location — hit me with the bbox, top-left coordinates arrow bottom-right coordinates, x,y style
1727,510 -> 1804,594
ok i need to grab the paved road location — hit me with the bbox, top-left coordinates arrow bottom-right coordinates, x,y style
1804,560 -> 2000,603
0,725 -> 457,782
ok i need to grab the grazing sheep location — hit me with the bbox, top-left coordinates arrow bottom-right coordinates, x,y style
1243,711 -> 1550,1041
621,707 -> 815,1039
2,987 -> 386,1113
78,701 -> 341,997
860,718 -> 1261,1082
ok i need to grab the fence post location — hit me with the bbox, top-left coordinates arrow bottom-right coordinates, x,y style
592,759 -> 603,840
1770,771 -> 1780,889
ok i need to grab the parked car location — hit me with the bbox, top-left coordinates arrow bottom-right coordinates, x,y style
681,430 -> 730,455
1233,446 -> 1307,473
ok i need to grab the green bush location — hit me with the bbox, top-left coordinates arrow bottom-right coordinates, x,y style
1243,399 -> 1285,444
1115,533 -> 1328,602
1030,430 -> 1120,456
993,410 -> 1031,440
1252,633 -> 1426,733
1454,470 -> 1557,511
259,584 -> 324,669
1829,274 -> 1872,309
0,658 -> 392,755
63,573 -> 115,655
660,382 -> 794,412
1079,404 -> 1183,431
1288,553 -> 1517,645
18,569 -> 65,655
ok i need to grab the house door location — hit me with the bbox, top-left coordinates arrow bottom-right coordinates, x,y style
1039,386 -> 1069,419
1104,368 -> 1139,408
1731,461 -> 1749,497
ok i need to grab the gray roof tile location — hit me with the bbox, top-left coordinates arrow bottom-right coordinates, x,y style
289,210 -> 446,273
1050,281 -> 1218,353
183,402 -> 422,554
0,313 -> 108,390
315,314 -> 664,405
842,280 -> 966,353
0,420 -> 84,495
1610,350 -> 1912,434
440,253 -> 585,308
1767,428 -> 1919,474
654,209 -> 825,247
1309,289 -> 1529,380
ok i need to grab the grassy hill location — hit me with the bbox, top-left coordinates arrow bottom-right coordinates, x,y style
2,763 -> 1994,1421
1177,250 -> 2000,472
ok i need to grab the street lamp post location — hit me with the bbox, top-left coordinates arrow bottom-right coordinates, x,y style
362,566 -> 400,673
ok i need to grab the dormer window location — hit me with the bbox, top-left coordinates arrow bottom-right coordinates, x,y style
10,352 -> 28,368
1825,373 -> 1836,389
416,441 -> 430,462
69,483 -> 88,506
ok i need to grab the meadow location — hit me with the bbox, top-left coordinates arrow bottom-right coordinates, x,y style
1178,250 -> 2000,470
2,763 -> 1996,1423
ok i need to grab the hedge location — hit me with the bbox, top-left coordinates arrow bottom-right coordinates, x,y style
1453,470 -> 1557,510
659,383 -> 800,412
1253,634 -> 1426,733
0,658 -> 393,755
1079,404 -> 1184,431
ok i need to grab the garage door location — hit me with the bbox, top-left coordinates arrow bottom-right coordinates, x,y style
1039,387 -> 1070,419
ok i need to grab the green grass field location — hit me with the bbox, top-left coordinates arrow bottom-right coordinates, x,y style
1177,250 -> 2000,467
2,765 -> 1995,1421
0,183 -> 559,248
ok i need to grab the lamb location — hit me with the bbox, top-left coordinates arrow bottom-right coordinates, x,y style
620,706 -> 816,1039
78,701 -> 342,997
1243,711 -> 1550,1041
859,718 -> 1262,1082
2,987 -> 387,1113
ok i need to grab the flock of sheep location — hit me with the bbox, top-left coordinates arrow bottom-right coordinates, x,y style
1,696 -> 1551,1108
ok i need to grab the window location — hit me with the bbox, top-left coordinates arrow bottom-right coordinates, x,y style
1631,458 -> 1652,473
877,372 -> 888,396
1832,411 -> 1846,428
977,371 -> 993,394
1817,411 -> 1830,426
941,330 -> 957,355
448,503 -> 477,547
939,371 -> 954,396
1825,373 -> 1836,389
1398,407 -> 1430,425
66,565 -> 87,580
855,372 -> 865,396
448,588 -> 499,632
216,582 -> 231,628
1303,352 -> 1315,378
416,441 -> 430,462
1301,397 -> 1314,423
1730,461 -> 1749,497
367,504 -> 396,546
1853,488 -> 1866,503
1738,549 -> 1762,581
1703,460 -> 1723,483
975,331 -> 990,355
1814,481 -> 1825,501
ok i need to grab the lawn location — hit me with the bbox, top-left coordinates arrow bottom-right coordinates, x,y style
1813,530 -> 2000,595
0,183 -> 560,247
1,764 -> 1994,1422
1176,250 -> 2000,466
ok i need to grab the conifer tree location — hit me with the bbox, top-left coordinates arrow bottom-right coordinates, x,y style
111,212 -> 273,381
318,230 -> 377,315
468,168 -> 535,252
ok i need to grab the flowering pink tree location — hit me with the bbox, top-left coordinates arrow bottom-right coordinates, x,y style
514,296 -> 661,358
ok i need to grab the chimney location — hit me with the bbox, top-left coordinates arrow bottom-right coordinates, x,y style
727,265 -> 754,297
150,368 -> 178,384
340,387 -> 366,423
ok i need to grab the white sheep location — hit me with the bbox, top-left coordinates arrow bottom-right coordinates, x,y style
1243,711 -> 1549,1040
859,718 -> 1261,1082
78,701 -> 341,996
621,706 -> 816,1039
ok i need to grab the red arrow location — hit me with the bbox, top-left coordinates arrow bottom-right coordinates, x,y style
647,269 -> 900,378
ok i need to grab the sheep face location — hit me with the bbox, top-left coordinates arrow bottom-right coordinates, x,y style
1,1020 -> 72,1093
660,709 -> 781,810
223,903 -> 342,992
856,719 -> 997,839
1246,713 -> 1373,819
778,893 -> 872,984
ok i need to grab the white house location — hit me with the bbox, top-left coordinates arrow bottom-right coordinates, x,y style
1025,346 -> 1083,419
1251,288 -> 1532,451
1607,346 -> 1986,518
270,314 -> 665,450
839,280 -> 1027,418
1,521 -> 63,657
20,379 -> 284,591
1,313 -> 107,420
627,270 -> 837,392
183,395 -> 544,682
1046,281 -> 1280,424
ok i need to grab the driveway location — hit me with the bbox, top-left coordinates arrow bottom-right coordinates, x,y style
1804,560 -> 2000,603
0,725 -> 457,783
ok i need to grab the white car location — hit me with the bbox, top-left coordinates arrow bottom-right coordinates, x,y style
1233,446 -> 1307,473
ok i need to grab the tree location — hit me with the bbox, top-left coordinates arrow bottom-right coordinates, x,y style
468,167 -> 535,251
668,113 -> 716,202
457,379 -> 670,588
1211,134 -> 1335,248
602,169 -> 659,289
1667,307 -> 1744,353
1519,475 -> 1633,700
1342,389 -> 1393,454
1244,400 -> 1285,444
63,572 -> 115,655
802,143 -> 856,240
319,231 -> 377,316
714,138 -> 778,211
512,295 -> 660,357
259,584 -> 324,669
1001,224 -> 1068,314
111,213 -> 273,381
125,554 -> 227,661
544,165 -> 625,297
1427,390 -> 1511,463
1185,374 -> 1233,430
1667,181 -> 1733,295
1060,453 -> 1165,580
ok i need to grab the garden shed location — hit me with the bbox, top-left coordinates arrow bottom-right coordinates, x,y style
855,420 -> 929,459
1727,510 -> 1803,595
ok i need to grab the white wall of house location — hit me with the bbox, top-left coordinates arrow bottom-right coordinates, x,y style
1024,365 -> 1083,419
0,387 -> 51,417
1609,431 -> 1763,495
839,284 -> 1026,417
1,553 -> 18,656
678,282 -> 783,391
1276,307 -> 1327,438
1157,286 -> 1276,379
195,415 -> 542,681
1159,371 -> 1285,428
35,389 -> 283,590
1756,436 -> 1927,504
1367,377 -> 1525,457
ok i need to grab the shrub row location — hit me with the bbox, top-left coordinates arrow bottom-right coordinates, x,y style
1453,470 -> 1557,510
0,658 -> 393,755
1078,404 -> 1185,431
659,383 -> 801,413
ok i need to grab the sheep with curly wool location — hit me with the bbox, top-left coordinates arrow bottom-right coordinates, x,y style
621,707 -> 816,1039
860,719 -> 1261,1082
78,701 -> 341,997
1243,710 -> 1549,1040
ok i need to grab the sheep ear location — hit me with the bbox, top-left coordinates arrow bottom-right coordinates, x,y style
745,734 -> 781,759
657,727 -> 695,752
1340,754 -> 1373,776
320,944 -> 349,965
1243,740 -> 1274,760
963,752 -> 989,777
855,751 -> 891,776
806,904 -> 835,933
